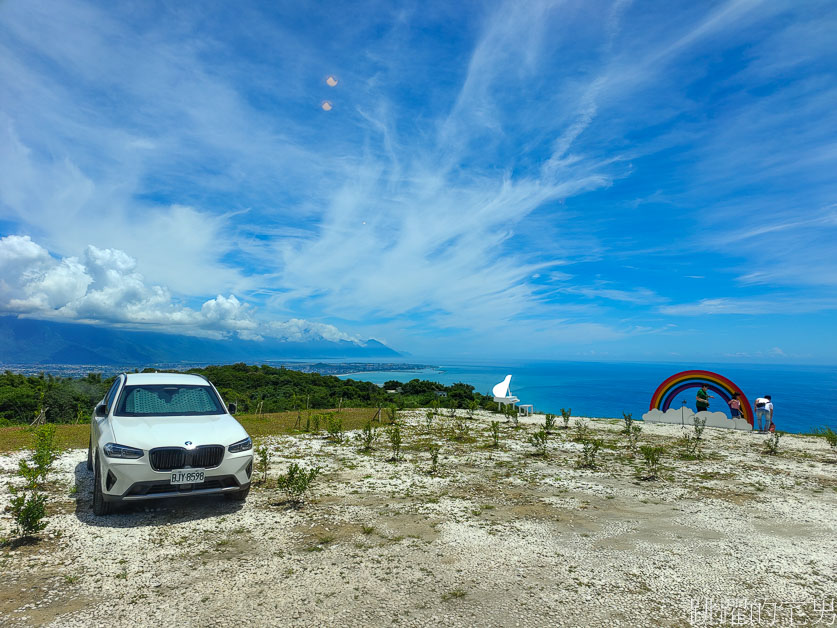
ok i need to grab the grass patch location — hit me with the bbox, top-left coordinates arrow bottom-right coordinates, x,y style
0,408 -> 385,452
0,424 -> 89,452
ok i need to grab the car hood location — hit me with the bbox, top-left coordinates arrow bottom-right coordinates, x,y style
110,414 -> 249,451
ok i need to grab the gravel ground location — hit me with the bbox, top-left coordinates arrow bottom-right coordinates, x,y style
1,411 -> 835,627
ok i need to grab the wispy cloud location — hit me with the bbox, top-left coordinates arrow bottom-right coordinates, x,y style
1,0 -> 835,360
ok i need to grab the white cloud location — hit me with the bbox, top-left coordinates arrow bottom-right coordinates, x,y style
0,235 -> 360,344
659,297 -> 837,316
264,319 -> 360,343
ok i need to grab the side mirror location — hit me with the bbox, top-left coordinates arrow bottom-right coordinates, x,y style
227,402 -> 237,414
95,404 -> 108,418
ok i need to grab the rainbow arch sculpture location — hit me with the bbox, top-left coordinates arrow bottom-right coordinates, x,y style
649,370 -> 753,428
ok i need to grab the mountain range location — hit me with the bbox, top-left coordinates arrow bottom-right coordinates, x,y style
0,317 -> 400,365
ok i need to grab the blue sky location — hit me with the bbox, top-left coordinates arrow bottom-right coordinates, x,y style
1,0 -> 836,363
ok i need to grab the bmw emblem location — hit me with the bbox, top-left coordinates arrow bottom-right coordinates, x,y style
184,441 -> 196,450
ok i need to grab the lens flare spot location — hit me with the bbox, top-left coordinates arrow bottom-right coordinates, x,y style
321,101 -> 333,111
326,76 -> 338,87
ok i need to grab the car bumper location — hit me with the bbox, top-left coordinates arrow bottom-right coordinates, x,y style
100,450 -> 253,502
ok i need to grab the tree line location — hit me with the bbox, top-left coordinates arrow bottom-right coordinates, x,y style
0,363 -> 498,425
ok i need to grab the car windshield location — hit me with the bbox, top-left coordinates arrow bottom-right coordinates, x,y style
114,385 -> 225,417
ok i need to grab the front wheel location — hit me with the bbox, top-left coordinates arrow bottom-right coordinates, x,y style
224,486 -> 250,502
92,454 -> 112,516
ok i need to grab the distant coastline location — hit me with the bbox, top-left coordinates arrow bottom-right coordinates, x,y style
0,361 -> 435,378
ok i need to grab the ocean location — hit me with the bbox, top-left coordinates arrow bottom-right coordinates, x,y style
339,360 -> 837,435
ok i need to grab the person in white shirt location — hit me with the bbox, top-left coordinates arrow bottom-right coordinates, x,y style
754,395 -> 773,432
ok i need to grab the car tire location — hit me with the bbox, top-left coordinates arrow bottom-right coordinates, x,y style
87,436 -> 94,471
224,486 -> 250,502
92,454 -> 112,516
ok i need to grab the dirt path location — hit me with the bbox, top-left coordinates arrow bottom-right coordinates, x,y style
2,412 -> 836,627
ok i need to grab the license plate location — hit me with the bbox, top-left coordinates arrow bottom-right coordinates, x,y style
170,469 -> 205,484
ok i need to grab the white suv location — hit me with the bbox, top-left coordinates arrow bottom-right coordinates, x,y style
87,372 -> 253,515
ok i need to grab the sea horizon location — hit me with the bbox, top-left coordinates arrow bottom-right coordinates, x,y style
3,358 -> 834,435
337,359 -> 837,435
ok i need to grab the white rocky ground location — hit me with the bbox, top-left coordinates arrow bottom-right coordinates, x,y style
1,411 -> 836,627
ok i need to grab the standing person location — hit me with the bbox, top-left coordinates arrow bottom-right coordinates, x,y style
728,392 -> 742,419
754,395 -> 774,432
696,384 -> 714,413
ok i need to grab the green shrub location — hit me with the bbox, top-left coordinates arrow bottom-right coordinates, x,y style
387,425 -> 402,461
8,492 -> 48,537
467,400 -> 479,419
543,414 -> 556,433
764,432 -> 781,455
621,412 -> 634,434
560,408 -> 572,429
693,415 -> 707,440
357,421 -> 379,452
424,410 -> 434,432
451,416 -> 470,441
8,424 -> 58,538
276,463 -> 321,505
528,428 -> 548,456
254,444 -> 271,484
489,421 -> 501,448
428,444 -> 441,475
385,405 -> 398,424
820,427 -> 837,452
680,430 -> 701,459
640,445 -> 664,479
573,418 -> 590,442
625,422 -> 642,453
577,438 -> 601,469
326,414 -> 344,442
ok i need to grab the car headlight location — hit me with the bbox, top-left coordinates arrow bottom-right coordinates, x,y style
228,437 -> 252,453
103,443 -> 144,459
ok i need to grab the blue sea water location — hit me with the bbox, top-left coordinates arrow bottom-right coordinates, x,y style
340,360 -> 837,434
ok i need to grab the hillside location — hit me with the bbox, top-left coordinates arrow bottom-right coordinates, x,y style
0,316 -> 400,365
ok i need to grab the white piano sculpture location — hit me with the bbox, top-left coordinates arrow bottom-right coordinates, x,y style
492,374 -> 520,413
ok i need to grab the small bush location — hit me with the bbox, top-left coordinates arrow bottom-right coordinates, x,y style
529,428 -> 548,456
357,421 -> 379,452
621,412 -> 634,434
428,444 -> 441,475
276,463 -> 321,505
505,404 -> 518,427
820,427 -> 837,453
625,422 -> 642,453
693,415 -> 707,441
8,492 -> 48,537
640,445 -> 664,479
680,431 -> 701,459
254,444 -> 271,484
326,414 -> 344,443
764,432 -> 781,455
574,418 -> 590,441
560,408 -> 572,429
387,425 -> 402,461
8,424 -> 59,538
424,411 -> 434,432
489,421 -> 501,448
385,405 -> 398,424
577,438 -> 601,469
467,400 -> 479,419
578,438 -> 603,469
544,414 -> 556,433
451,416 -> 470,441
